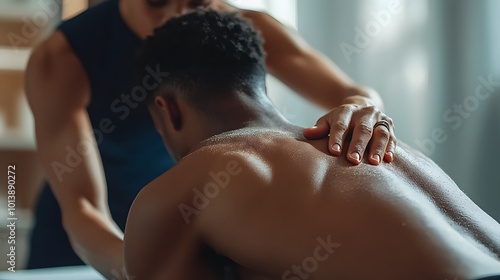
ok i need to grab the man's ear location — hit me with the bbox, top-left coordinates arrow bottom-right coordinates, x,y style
154,96 -> 182,131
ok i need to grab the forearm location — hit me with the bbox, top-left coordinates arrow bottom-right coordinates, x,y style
63,199 -> 125,279
303,52 -> 385,109
35,123 -> 124,278
268,51 -> 384,111
42,149 -> 125,279
305,51 -> 385,110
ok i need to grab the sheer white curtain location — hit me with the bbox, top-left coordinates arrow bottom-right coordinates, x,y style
437,0 -> 500,221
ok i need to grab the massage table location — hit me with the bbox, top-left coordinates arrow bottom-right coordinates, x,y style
0,266 -> 104,280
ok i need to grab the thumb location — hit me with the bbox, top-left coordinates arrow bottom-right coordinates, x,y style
303,118 -> 329,140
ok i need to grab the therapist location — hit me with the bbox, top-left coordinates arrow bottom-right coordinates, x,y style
26,0 -> 396,274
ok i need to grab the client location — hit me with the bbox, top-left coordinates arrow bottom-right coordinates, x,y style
124,9 -> 500,280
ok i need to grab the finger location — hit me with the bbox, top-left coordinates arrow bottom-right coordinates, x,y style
384,137 -> 397,162
347,114 -> 378,165
303,117 -> 329,140
327,108 -> 354,156
368,125 -> 391,165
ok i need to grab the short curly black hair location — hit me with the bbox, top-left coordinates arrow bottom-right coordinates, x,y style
134,9 -> 267,112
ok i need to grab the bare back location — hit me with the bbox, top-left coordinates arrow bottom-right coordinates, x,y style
126,128 -> 500,280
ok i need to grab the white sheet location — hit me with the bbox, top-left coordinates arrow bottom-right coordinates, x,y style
0,266 -> 104,280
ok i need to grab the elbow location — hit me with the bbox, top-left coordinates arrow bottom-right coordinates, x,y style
61,216 -> 82,253
62,223 -> 88,264
61,215 -> 94,265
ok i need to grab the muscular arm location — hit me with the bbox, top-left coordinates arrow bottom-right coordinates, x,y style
26,31 -> 124,279
240,10 -> 384,110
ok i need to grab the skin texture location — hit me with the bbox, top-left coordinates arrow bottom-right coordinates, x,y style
125,93 -> 500,280
27,0 -> 392,278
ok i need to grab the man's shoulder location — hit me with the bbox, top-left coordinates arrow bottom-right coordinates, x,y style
179,129 -> 304,175
138,149 -> 241,197
193,128 -> 302,151
26,31 -> 90,109
182,143 -> 248,175
35,34 -> 82,73
28,30 -> 87,74
131,149 -> 246,228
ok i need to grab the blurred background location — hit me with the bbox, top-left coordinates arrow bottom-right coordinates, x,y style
0,0 -> 498,273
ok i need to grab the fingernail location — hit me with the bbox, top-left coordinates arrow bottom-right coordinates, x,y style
386,152 -> 394,161
350,152 -> 360,162
372,154 -> 381,164
332,144 -> 341,153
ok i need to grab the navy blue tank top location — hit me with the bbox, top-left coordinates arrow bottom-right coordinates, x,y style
58,0 -> 174,224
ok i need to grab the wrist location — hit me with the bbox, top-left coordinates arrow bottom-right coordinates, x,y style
341,95 -> 374,107
342,86 -> 383,110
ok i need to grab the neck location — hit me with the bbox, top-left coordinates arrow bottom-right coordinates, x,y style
119,0 -> 142,38
215,96 -> 295,131
119,0 -> 160,39
186,95 -> 301,155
